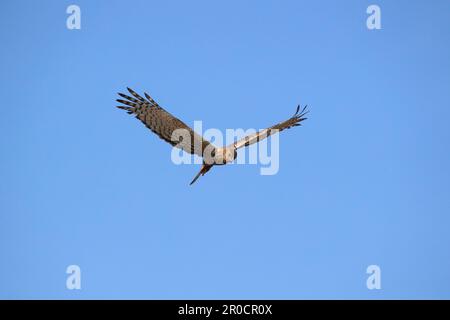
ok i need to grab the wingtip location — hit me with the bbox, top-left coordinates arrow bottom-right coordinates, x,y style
293,104 -> 300,117
144,92 -> 153,102
301,105 -> 309,116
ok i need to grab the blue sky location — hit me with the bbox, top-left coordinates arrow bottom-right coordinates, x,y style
1,0 -> 450,299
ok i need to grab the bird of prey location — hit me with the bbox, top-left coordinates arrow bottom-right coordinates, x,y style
116,88 -> 308,185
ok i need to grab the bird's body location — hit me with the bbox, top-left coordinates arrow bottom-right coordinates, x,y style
116,88 -> 308,185
205,147 -> 238,165
189,146 -> 238,185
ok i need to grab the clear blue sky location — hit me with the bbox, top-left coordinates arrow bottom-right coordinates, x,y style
1,0 -> 450,299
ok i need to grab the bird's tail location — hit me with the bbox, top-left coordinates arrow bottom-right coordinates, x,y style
190,164 -> 213,185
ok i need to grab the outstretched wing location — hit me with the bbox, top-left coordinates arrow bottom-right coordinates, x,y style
116,88 -> 213,157
231,105 -> 308,150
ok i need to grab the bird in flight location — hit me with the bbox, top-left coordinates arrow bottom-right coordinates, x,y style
116,88 -> 308,185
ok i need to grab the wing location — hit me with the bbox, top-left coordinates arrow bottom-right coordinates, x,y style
232,105 -> 308,150
116,88 -> 213,157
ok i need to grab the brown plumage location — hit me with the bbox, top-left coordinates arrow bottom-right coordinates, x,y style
116,87 -> 212,157
116,88 -> 308,184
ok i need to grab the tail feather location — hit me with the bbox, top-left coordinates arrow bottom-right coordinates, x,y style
189,164 -> 213,185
